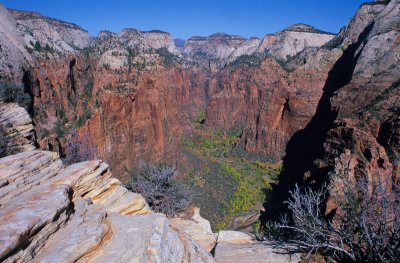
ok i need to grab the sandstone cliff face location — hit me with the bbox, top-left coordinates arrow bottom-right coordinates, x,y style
183,24 -> 335,66
0,103 -> 214,263
204,47 -> 341,160
9,8 -> 91,52
321,0 -> 400,210
0,4 -> 32,81
1,2 -> 396,201
274,0 -> 400,214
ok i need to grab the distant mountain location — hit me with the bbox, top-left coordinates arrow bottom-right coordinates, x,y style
174,38 -> 186,48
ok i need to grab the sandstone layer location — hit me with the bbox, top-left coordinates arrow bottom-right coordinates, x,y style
0,103 -> 214,263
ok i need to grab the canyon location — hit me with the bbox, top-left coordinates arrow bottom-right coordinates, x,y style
0,0 -> 399,261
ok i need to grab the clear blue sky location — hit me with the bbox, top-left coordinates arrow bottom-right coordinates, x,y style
2,0 -> 366,39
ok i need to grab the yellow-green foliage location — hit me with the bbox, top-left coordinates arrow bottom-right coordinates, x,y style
184,128 -> 241,157
215,162 -> 271,230
183,126 -> 276,231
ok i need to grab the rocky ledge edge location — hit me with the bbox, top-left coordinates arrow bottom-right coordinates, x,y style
0,102 -> 299,263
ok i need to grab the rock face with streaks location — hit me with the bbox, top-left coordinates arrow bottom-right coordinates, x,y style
0,5 -> 339,178
0,103 -> 213,263
276,0 -> 400,216
183,24 -> 335,66
214,242 -> 300,263
0,102 -> 35,157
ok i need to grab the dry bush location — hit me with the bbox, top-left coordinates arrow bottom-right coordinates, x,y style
64,129 -> 97,165
265,177 -> 400,262
128,164 -> 192,217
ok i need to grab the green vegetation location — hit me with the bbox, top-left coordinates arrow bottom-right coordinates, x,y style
34,41 -> 42,51
75,108 -> 92,128
156,47 -> 177,66
0,83 -> 32,109
229,54 -> 264,67
126,47 -> 139,74
54,118 -> 65,137
182,125 -> 279,231
57,106 -> 68,124
193,110 -> 206,127
84,79 -> 94,97
67,93 -> 77,107
184,127 -> 242,158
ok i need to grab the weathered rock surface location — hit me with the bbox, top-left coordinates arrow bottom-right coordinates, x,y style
183,25 -> 334,65
9,8 -> 91,52
217,231 -> 255,245
0,4 -> 32,80
0,151 -> 215,262
321,0 -> 400,212
275,0 -> 400,217
0,103 -> 213,263
214,242 -> 300,263
0,102 -> 35,157
214,230 -> 299,263
171,207 -> 218,251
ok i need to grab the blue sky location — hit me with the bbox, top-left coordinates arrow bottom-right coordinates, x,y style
2,0 -> 366,39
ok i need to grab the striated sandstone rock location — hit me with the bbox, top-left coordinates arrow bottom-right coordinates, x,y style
0,103 -> 213,262
9,8 -> 91,52
217,231 -> 255,245
183,26 -> 334,65
0,103 -> 36,157
214,242 -> 300,263
171,207 -> 218,251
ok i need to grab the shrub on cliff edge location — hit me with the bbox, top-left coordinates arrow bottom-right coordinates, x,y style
128,164 -> 192,216
0,83 -> 31,109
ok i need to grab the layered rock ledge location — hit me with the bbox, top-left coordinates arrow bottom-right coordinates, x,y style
0,102 -> 214,262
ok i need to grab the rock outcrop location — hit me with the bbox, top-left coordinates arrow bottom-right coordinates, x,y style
320,0 -> 400,211
9,8 -> 91,52
183,24 -> 335,66
275,0 -> 400,216
0,4 -> 32,80
0,103 -> 213,263
0,1 -> 398,243
0,102 -> 35,157
214,242 -> 300,263
0,5 -> 340,177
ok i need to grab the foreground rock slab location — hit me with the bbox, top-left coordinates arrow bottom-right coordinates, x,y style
0,150 -> 213,262
215,242 -> 300,263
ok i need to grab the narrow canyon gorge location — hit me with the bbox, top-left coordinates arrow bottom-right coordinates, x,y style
0,0 -> 399,262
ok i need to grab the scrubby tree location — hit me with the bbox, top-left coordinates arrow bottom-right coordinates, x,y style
265,177 -> 400,262
0,83 -> 31,109
64,129 -> 97,164
128,164 -> 192,216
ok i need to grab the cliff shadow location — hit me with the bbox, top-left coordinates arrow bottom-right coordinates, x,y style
261,22 -> 375,222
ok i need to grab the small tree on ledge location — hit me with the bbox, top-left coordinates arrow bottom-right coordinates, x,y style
128,164 -> 192,217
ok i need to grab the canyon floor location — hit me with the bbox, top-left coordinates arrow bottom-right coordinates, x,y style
0,0 -> 399,262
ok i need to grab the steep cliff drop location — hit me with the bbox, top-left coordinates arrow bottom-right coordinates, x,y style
265,0 -> 399,220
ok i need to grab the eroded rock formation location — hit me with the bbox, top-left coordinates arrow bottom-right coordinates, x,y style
0,3 -> 340,178
0,103 -> 214,263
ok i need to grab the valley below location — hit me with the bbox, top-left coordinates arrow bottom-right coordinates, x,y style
0,0 -> 399,262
